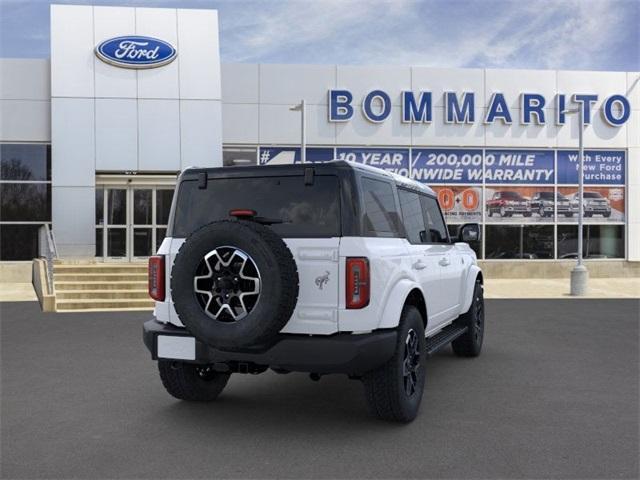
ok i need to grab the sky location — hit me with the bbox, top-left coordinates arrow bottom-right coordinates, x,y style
0,0 -> 638,71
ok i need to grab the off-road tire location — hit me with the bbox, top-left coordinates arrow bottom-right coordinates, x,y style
158,360 -> 230,401
452,280 -> 484,357
171,220 -> 299,350
362,305 -> 426,423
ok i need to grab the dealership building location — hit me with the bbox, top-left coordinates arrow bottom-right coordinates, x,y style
1,4 -> 639,273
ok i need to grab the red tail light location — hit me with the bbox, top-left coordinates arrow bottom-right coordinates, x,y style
148,255 -> 165,301
346,257 -> 369,309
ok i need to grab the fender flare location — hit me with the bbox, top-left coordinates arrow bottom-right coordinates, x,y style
378,279 -> 427,330
459,265 -> 483,314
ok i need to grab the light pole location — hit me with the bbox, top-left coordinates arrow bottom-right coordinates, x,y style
289,100 -> 306,164
564,104 -> 588,295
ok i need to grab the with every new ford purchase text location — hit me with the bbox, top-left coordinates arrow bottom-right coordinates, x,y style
143,161 -> 484,422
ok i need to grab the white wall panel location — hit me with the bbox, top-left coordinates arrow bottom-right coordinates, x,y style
51,4 -> 94,98
138,99 -> 180,171
221,64 -> 259,103
51,97 -> 95,186
337,66 -> 410,107
628,148 -> 640,187
0,59 -> 50,100
177,9 -> 220,100
412,107 -> 485,147
95,98 -> 137,171
411,67 -> 485,108
260,64 -> 335,105
485,108 -> 558,147
93,6 -> 136,98
136,7 -> 179,99
0,100 -> 51,142
180,100 -> 222,169
557,70 -> 627,110
556,110 -> 627,148
336,106 -> 411,146
626,72 -> 640,110
52,186 -> 95,247
222,103 -> 259,144
485,69 -> 556,110
628,110 -> 640,148
259,104 -> 300,144
306,105 -> 336,145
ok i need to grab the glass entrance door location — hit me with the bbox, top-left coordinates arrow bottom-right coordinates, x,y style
96,185 -> 173,261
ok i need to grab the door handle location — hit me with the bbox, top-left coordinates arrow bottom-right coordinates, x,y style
439,257 -> 450,267
412,260 -> 427,270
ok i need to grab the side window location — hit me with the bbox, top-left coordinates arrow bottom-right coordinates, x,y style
361,177 -> 401,236
398,189 -> 427,244
420,195 -> 449,244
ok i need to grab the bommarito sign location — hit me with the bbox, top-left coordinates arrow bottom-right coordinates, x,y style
328,90 -> 631,127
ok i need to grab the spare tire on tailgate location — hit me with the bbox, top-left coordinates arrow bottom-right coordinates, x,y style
171,220 -> 299,350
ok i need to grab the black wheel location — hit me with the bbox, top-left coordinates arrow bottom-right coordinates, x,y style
603,211 -> 611,218
565,213 -> 573,217
523,211 -> 532,217
362,305 -> 426,423
499,206 -> 506,217
452,280 -> 484,357
171,220 -> 299,350
158,360 -> 230,401
487,207 -> 493,217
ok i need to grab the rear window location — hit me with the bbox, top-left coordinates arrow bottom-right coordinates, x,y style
171,175 -> 340,238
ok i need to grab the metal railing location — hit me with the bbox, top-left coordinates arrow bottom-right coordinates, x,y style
38,224 -> 58,294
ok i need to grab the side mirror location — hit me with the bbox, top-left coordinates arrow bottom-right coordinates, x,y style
456,223 -> 481,243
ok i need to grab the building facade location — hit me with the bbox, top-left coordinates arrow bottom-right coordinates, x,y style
0,4 -> 638,266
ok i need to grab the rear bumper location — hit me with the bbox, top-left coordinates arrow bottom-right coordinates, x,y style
143,319 -> 397,375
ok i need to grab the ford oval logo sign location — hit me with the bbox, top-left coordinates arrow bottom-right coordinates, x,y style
95,36 -> 177,69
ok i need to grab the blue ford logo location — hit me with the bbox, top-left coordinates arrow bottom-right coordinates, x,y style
95,36 -> 177,69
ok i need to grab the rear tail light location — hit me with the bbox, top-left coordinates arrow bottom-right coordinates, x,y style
148,255 -> 165,301
346,257 -> 369,309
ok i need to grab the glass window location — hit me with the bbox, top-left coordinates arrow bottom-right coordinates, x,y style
107,189 -> 127,225
133,189 -> 152,225
420,195 -> 449,243
95,188 -> 104,226
95,228 -> 103,257
133,228 -> 153,257
107,228 -> 126,257
398,189 -> 426,244
557,225 -> 624,259
0,183 -> 51,221
156,228 -> 167,248
0,144 -> 51,181
361,177 -> 401,236
156,189 -> 173,225
486,225 -> 553,259
0,224 -> 41,260
173,175 -> 341,238
223,147 -> 257,166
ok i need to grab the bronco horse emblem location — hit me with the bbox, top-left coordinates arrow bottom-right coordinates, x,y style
315,271 -> 330,290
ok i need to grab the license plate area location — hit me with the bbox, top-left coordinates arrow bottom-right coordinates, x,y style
157,335 -> 196,360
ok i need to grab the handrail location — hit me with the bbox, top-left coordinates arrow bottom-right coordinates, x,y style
38,224 -> 58,294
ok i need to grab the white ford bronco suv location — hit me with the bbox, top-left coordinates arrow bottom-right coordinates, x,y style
143,161 -> 484,422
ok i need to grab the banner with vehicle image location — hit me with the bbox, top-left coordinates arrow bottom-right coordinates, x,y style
432,186 -> 482,223
557,187 -> 625,223
485,187 -> 558,223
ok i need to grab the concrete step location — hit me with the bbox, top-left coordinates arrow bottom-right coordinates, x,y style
55,298 -> 154,311
55,289 -> 150,300
54,273 -> 148,282
55,281 -> 148,291
54,264 -> 147,275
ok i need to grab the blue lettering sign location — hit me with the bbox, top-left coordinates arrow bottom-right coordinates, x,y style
445,92 -> 475,123
572,94 -> 598,125
521,93 -> 546,124
402,91 -> 432,123
328,90 -> 354,122
411,149 -> 483,184
336,148 -> 409,176
557,150 -> 625,185
485,93 -> 512,124
95,36 -> 176,69
484,150 -> 554,184
603,95 -> 631,126
362,90 -> 392,123
556,94 -> 566,125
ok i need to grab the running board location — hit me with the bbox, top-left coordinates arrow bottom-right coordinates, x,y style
425,324 -> 468,356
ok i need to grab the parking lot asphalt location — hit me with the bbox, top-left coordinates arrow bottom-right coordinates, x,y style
1,299 -> 638,479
